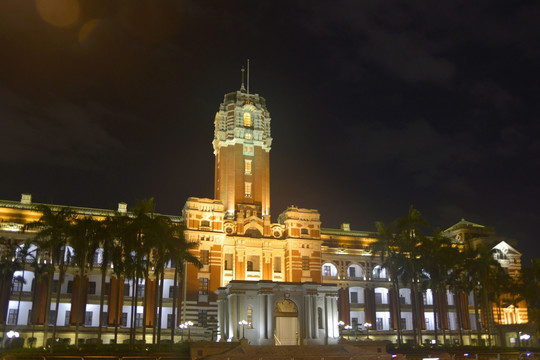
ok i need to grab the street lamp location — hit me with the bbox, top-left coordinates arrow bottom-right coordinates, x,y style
344,325 -> 352,341
186,321 -> 193,341
179,323 -> 186,342
364,322 -> 372,340
238,320 -> 248,339
337,321 -> 345,341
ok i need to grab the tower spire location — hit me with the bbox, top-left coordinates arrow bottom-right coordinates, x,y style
240,66 -> 246,92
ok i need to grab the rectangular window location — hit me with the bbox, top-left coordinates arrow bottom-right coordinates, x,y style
349,267 -> 356,278
53,280 -> 59,293
245,159 -> 252,175
323,265 -> 331,276
136,284 -> 145,298
167,314 -> 174,329
200,250 -> 209,265
84,311 -> 93,326
124,283 -> 130,296
121,312 -> 128,327
401,318 -> 407,330
65,311 -> 71,326
93,251 -> 100,265
351,317 -> 358,328
67,280 -> 73,294
7,309 -> 18,325
169,285 -> 176,299
302,256 -> 310,271
247,306 -> 253,328
104,282 -> 110,296
247,255 -> 259,271
101,312 -> 108,326
49,310 -> 56,326
88,281 -> 96,295
274,257 -> 281,273
224,254 -> 233,270
375,293 -> 382,305
244,182 -> 252,197
12,278 -> 23,292
135,313 -> 143,328
351,292 -> 358,304
376,317 -> 383,330
198,310 -> 208,327
318,308 -> 324,329
199,278 -> 209,295
27,309 -> 32,325
400,295 -> 406,305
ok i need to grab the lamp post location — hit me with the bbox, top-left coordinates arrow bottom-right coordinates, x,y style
238,320 -> 248,339
344,325 -> 352,341
179,323 -> 186,342
6,330 -> 19,349
186,321 -> 193,341
364,322 -> 372,340
337,321 -> 345,341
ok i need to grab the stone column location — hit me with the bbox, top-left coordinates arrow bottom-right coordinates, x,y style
267,293 -> 274,342
217,294 -> 226,342
228,293 -> 237,341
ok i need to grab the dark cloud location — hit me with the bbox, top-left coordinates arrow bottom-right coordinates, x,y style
0,85 -> 123,166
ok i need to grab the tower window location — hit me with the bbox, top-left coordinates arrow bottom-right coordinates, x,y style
245,182 -> 252,197
243,112 -> 252,127
245,159 -> 252,175
199,278 -> 209,295
200,250 -> 209,265
302,256 -> 310,271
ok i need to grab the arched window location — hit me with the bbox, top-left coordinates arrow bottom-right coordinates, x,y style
347,264 -> 363,278
372,265 -> 387,279
322,263 -> 338,277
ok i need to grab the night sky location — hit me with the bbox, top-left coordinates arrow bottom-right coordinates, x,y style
1,1 -> 539,265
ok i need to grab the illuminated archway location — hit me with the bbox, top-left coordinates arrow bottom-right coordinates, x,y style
274,299 -> 298,345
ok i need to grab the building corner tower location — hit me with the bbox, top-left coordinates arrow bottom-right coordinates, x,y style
213,79 -> 272,222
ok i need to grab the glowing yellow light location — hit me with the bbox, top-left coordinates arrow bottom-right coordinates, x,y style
35,0 -> 81,28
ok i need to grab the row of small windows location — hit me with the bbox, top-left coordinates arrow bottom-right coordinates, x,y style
7,309 -> 208,329
12,277 -> 182,299
321,263 -> 387,279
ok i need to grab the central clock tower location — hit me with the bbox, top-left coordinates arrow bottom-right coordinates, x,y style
212,81 -> 272,221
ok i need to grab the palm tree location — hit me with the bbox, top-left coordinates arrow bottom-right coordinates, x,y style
90,216 -> 116,343
419,229 -> 459,345
370,221 -> 405,346
70,216 -> 102,345
394,206 -> 429,346
0,239 -> 22,348
169,226 -> 201,344
27,205 -> 76,346
520,258 -> 540,329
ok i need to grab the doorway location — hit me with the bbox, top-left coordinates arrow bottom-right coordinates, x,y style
274,299 -> 298,345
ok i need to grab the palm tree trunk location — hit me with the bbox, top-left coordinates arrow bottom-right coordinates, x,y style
114,275 -> 121,344
454,292 -> 463,345
97,266 -> 107,343
433,289 -> 439,345
52,248 -> 67,344
157,268 -> 165,348
42,268 -> 53,347
170,265 -> 178,344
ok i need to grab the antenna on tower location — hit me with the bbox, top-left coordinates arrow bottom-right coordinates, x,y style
247,58 -> 250,95
240,66 -> 246,92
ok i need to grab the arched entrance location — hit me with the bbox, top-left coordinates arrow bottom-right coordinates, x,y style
274,299 -> 298,345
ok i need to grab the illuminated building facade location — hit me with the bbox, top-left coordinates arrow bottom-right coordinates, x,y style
0,80 -> 534,348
